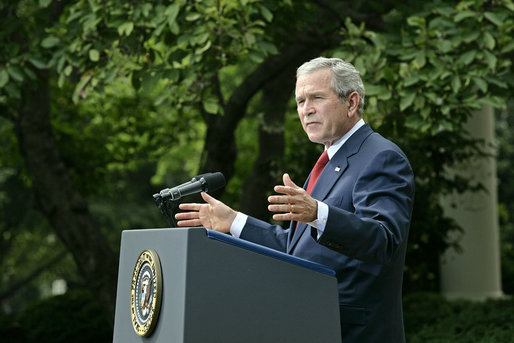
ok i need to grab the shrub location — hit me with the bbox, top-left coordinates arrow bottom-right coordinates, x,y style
16,290 -> 112,343
404,293 -> 514,342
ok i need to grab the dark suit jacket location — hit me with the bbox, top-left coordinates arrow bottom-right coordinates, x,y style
240,124 -> 415,342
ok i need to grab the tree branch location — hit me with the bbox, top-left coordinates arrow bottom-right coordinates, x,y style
0,250 -> 68,302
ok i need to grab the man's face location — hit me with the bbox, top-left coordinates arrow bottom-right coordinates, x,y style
295,68 -> 353,147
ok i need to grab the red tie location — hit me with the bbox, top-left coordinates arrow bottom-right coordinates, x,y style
306,150 -> 329,194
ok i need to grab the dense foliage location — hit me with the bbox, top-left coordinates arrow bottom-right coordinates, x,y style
1,291 -> 512,342
404,293 -> 514,342
1,0 -> 513,322
496,101 -> 514,295
0,290 -> 112,343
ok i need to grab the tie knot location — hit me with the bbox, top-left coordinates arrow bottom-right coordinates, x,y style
316,150 -> 329,168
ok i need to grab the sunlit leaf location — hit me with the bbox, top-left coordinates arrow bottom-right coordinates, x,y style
41,36 -> 60,48
400,91 -> 416,111
89,49 -> 100,62
0,70 -> 9,88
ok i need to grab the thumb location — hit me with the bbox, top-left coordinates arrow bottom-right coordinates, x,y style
283,173 -> 299,188
200,191 -> 217,204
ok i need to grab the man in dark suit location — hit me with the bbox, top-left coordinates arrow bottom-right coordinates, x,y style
176,57 -> 415,342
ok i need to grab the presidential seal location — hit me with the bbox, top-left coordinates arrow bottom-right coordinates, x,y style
130,249 -> 162,337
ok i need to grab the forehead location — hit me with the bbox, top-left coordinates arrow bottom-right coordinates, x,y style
295,68 -> 333,95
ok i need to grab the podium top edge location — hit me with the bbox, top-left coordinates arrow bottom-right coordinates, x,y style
205,229 -> 336,277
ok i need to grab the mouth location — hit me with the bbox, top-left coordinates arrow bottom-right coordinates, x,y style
305,122 -> 321,128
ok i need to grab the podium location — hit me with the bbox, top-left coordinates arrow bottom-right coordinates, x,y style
113,227 -> 341,342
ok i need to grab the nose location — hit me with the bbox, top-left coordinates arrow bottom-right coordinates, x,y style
301,98 -> 315,116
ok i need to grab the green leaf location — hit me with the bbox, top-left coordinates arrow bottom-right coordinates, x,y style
89,49 -> 100,62
73,73 -> 92,103
482,32 -> 495,50
414,52 -> 426,68
365,84 -> 392,100
501,40 -> 514,54
484,75 -> 508,89
438,40 -> 452,53
400,91 -> 416,111
39,0 -> 52,8
405,115 -> 422,130
407,16 -> 425,28
118,22 -> 134,36
5,83 -> 21,99
451,76 -> 461,93
166,3 -> 180,30
483,12 -> 502,26
404,75 -> 419,87
7,67 -> 23,82
440,120 -> 453,131
462,31 -> 480,43
203,98 -> 219,114
186,13 -> 201,21
259,41 -> 278,54
64,65 -> 72,76
482,50 -> 497,69
0,69 -> 9,88
472,77 -> 487,93
24,67 -> 36,80
420,106 -> 430,119
41,36 -> 60,48
458,50 -> 477,66
196,40 -> 211,54
435,6 -> 455,16
259,5 -> 273,22
478,96 -> 506,109
454,10 -> 475,22
28,58 -> 47,69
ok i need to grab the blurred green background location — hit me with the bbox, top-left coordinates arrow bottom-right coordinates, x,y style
1,0 -> 513,341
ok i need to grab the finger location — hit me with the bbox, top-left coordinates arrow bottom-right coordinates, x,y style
272,213 -> 296,222
268,195 -> 290,204
175,211 -> 199,220
200,191 -> 216,204
273,185 -> 298,195
178,203 -> 202,211
283,173 -> 299,188
268,204 -> 294,213
176,218 -> 203,227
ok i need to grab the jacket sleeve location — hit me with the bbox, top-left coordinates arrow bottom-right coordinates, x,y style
318,149 -> 414,264
240,216 -> 290,253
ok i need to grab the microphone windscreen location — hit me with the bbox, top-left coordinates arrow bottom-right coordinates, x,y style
201,172 -> 226,192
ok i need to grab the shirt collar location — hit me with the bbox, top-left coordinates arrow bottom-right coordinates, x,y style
326,118 -> 365,159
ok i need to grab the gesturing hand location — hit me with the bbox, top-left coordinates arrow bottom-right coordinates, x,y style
268,173 -> 318,223
175,192 -> 237,233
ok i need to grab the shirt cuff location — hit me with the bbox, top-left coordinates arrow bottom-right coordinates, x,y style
230,212 -> 248,238
307,201 -> 328,239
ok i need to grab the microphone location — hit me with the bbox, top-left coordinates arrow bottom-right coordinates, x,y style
155,172 -> 226,201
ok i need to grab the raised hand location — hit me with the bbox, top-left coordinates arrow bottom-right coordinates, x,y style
175,192 -> 237,233
267,173 -> 318,223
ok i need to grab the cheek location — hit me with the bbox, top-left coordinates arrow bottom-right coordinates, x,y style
298,112 -> 306,124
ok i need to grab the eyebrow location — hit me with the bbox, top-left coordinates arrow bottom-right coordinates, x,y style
296,91 -> 326,101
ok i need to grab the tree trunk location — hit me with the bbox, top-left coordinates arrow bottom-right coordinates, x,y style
200,45 -> 330,193
237,56 -> 304,220
15,70 -> 118,324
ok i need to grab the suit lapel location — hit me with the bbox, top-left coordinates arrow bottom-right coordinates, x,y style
287,124 -> 374,253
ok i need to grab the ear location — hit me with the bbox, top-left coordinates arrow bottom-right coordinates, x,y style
347,91 -> 360,118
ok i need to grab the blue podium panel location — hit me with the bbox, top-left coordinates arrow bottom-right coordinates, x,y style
205,229 -> 336,276
113,227 -> 341,343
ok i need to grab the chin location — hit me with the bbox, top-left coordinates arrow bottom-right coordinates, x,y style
307,137 -> 324,145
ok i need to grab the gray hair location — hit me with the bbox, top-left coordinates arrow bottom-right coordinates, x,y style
296,57 -> 365,117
